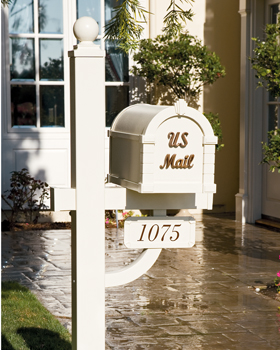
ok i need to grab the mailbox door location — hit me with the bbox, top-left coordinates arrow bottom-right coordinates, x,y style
153,116 -> 203,193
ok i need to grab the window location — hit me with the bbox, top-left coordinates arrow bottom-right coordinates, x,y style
267,2 -> 280,131
9,0 -> 65,128
77,0 -> 129,127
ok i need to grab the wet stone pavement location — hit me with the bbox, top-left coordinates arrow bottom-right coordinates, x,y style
2,213 -> 280,349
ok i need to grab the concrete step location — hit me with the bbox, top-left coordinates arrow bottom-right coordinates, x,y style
255,218 -> 280,232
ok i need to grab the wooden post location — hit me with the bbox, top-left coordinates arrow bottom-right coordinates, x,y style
69,17 -> 105,349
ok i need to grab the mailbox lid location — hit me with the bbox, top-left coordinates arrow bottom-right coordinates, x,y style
111,104 -> 169,135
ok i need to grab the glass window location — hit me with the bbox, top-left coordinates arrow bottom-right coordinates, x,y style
105,0 -> 119,25
267,3 -> 280,131
105,41 -> 129,82
76,0 -> 130,127
40,39 -> 64,81
40,86 -> 64,127
39,0 -> 63,34
271,4 -> 280,23
10,38 -> 35,81
77,0 -> 101,34
106,86 -> 129,126
9,0 -> 34,34
9,0 -> 65,129
11,85 -> 36,127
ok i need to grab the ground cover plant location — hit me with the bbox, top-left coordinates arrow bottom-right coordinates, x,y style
1,281 -> 71,350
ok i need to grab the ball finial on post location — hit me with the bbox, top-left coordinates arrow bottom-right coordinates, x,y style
73,16 -> 99,47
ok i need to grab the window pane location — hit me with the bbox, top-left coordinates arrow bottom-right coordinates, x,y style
106,86 -> 129,126
105,0 -> 124,25
10,38 -> 35,81
9,0 -> 34,34
268,104 -> 279,131
40,39 -> 64,81
39,0 -> 63,34
40,86 -> 64,127
106,41 -> 129,82
268,91 -> 278,102
77,0 -> 101,34
11,85 -> 36,127
271,4 -> 280,24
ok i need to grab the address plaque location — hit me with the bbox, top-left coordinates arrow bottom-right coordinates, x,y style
124,216 -> 196,249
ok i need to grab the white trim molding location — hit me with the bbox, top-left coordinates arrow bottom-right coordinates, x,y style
236,0 -> 265,223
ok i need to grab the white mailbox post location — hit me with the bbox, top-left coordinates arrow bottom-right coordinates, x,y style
69,17 -> 105,350
51,17 -> 217,350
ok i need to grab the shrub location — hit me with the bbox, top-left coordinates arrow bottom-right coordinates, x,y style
1,168 -> 49,229
132,29 -> 225,148
251,21 -> 280,170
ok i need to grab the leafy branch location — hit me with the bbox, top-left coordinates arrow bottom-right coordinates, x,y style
105,0 -> 195,52
251,23 -> 280,98
1,0 -> 11,6
251,20 -> 280,172
163,0 -> 194,35
261,129 -> 280,172
104,0 -> 148,53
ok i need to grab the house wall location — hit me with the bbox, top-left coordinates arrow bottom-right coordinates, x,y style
203,0 -> 241,212
149,0 -> 241,213
2,0 -> 241,220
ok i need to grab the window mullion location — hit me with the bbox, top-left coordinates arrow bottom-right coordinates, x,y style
34,0 -> 40,128
100,0 -> 105,50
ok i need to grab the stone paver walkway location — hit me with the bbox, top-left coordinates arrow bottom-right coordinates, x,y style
2,214 -> 280,349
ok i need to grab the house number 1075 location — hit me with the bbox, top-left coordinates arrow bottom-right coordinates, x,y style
138,224 -> 181,242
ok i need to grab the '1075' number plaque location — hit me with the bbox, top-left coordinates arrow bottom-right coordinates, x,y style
124,217 -> 196,249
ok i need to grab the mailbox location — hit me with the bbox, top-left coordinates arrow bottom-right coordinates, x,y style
108,99 -> 217,198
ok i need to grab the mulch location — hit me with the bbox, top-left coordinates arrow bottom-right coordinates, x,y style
2,220 -> 122,231
259,283 -> 280,303
1,220 -> 71,232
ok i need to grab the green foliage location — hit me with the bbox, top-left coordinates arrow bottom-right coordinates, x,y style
261,129 -> 280,172
40,57 -> 63,80
1,168 -> 50,228
105,0 -> 195,53
132,31 -> 225,147
204,112 -> 224,151
251,23 -> 280,98
163,0 -> 194,35
132,31 -> 225,102
1,281 -> 71,349
251,22 -> 280,171
1,0 -> 11,6
104,0 -> 148,53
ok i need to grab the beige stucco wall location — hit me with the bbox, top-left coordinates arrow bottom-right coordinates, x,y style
148,0 -> 240,212
203,0 -> 240,212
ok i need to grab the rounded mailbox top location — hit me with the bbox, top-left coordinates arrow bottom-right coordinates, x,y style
73,17 -> 99,43
111,100 -> 215,138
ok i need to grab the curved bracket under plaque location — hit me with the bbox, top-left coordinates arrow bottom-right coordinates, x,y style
105,248 -> 162,287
